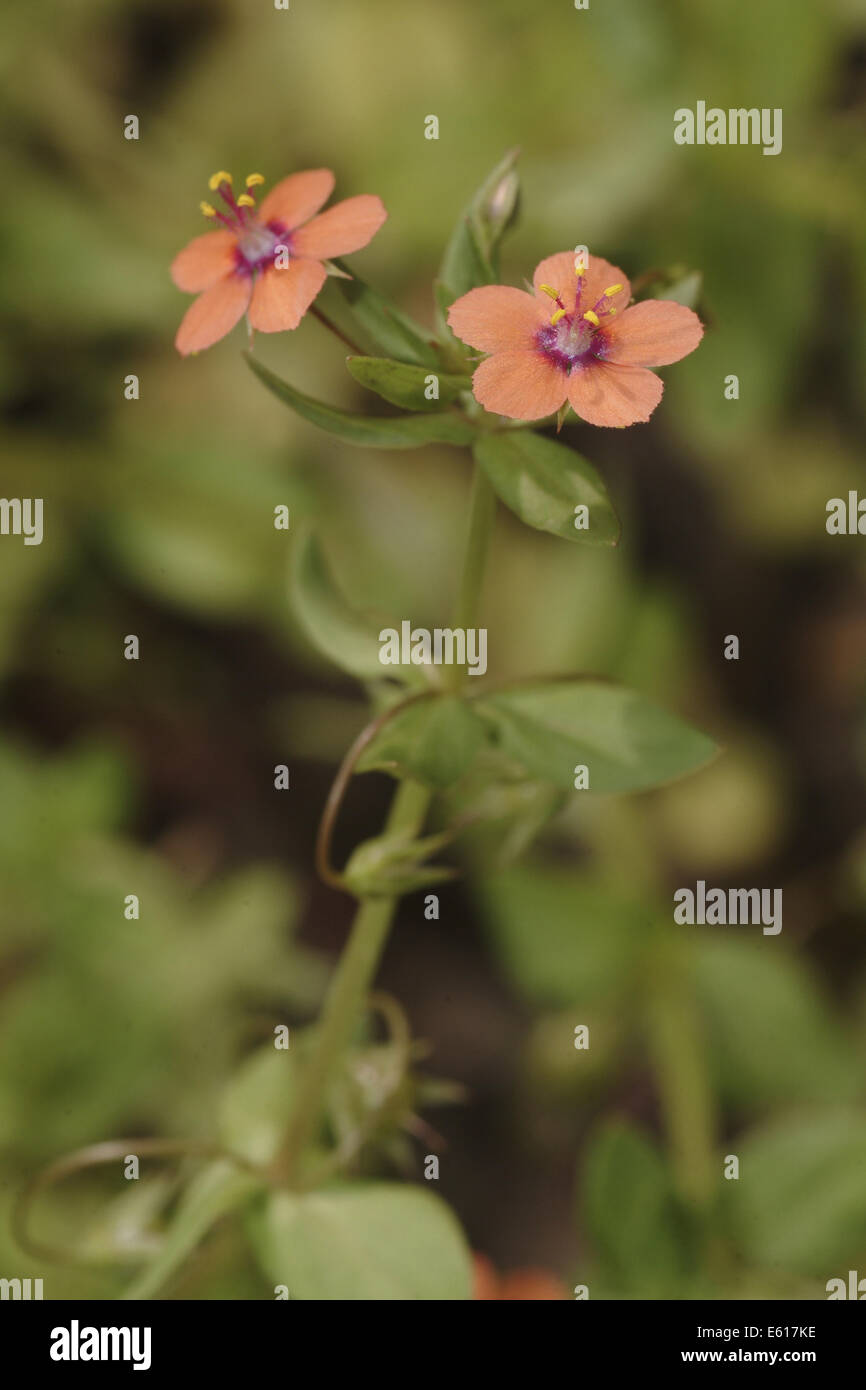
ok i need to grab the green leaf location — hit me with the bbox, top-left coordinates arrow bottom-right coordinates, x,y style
248,1182 -> 473,1300
325,267 -> 441,367
357,695 -> 488,787
346,356 -> 470,413
473,680 -> 717,793
438,221 -> 493,308
121,1160 -> 261,1300
292,530 -> 399,683
582,1121 -> 691,1295
694,938 -> 860,1106
477,864 -> 644,1007
473,431 -> 620,546
219,1046 -> 297,1166
729,1110 -> 866,1276
244,353 -> 475,449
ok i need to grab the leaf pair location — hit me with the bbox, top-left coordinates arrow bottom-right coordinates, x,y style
250,353 -> 622,544
291,531 -> 716,796
359,680 -> 717,797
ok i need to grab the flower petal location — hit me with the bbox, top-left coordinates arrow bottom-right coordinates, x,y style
472,349 -> 568,421
248,259 -> 328,332
448,285 -> 545,353
472,1255 -> 502,1301
171,231 -> 238,292
258,169 -> 335,230
601,299 -> 704,366
568,361 -> 663,427
291,195 -> 387,259
175,273 -> 251,356
498,1270 -> 570,1301
533,252 -> 630,318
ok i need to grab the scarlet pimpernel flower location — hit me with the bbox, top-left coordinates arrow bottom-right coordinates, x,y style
448,249 -> 703,426
472,1253 -> 570,1300
171,169 -> 387,355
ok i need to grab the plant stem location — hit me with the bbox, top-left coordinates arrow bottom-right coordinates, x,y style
310,302 -> 364,355
275,459 -> 496,1184
646,926 -> 717,1212
274,777 -> 431,1183
595,802 -> 717,1213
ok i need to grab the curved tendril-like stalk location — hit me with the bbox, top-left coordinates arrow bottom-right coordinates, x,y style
314,688 -> 440,891
12,1138 -> 258,1267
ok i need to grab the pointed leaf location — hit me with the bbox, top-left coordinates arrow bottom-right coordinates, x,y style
473,430 -> 620,546
245,353 -> 475,448
439,217 -> 494,305
324,267 -> 440,367
473,679 -> 717,793
346,357 -> 470,412
583,1121 -> 691,1294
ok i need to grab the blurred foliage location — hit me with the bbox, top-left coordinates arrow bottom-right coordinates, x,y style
1,0 -> 865,1298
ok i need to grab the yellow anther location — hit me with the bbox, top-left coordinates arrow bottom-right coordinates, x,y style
237,193 -> 256,208
200,201 -> 217,217
208,170 -> 233,190
550,307 -> 567,326
583,310 -> 600,326
604,284 -> 623,296
574,255 -> 588,276
245,173 -> 265,187
538,283 -> 559,299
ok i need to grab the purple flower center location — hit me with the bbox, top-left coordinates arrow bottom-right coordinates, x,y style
235,220 -> 290,274
533,278 -> 624,372
205,176 -> 292,276
536,314 -> 609,372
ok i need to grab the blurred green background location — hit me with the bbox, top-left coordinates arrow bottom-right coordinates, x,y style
1,0 -> 866,1299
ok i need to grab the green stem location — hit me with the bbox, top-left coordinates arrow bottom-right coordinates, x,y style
275,459 -> 496,1184
274,777 -> 431,1183
595,801 -> 717,1213
645,927 -> 717,1213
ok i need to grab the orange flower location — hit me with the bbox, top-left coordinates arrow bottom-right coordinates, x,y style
472,1253 -> 570,1301
448,250 -> 703,427
171,169 -> 387,356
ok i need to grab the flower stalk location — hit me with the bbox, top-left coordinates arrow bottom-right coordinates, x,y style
274,458 -> 498,1185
